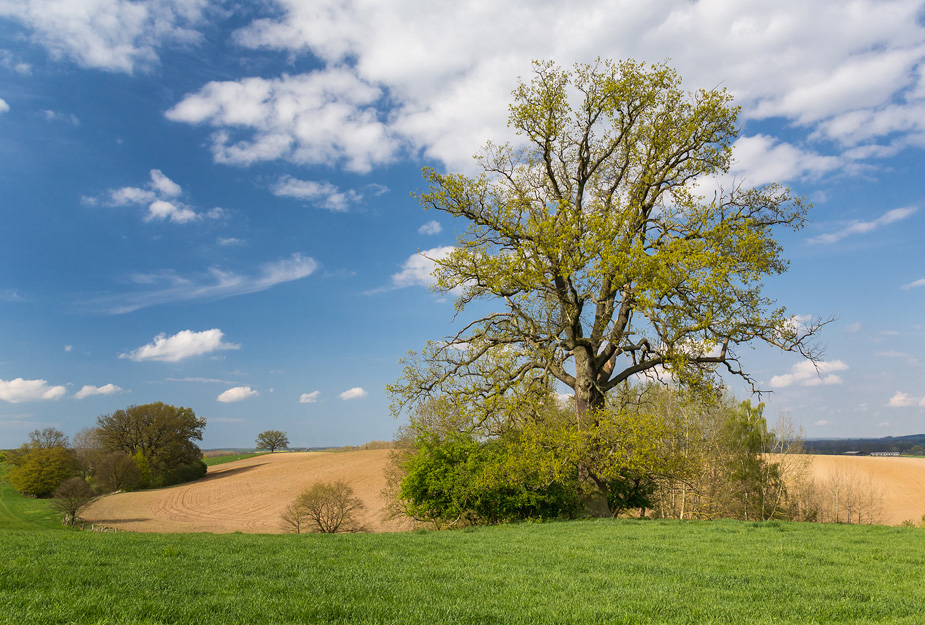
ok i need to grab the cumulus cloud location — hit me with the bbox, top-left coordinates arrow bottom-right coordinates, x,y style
217,386 -> 258,403
0,378 -> 66,403
89,169 -> 221,224
173,0 -> 925,177
271,176 -> 363,212
166,69 -> 397,172
339,387 -> 367,400
74,383 -> 122,399
418,220 -> 442,235
814,420 -> 832,426
299,391 -> 320,403
730,134 -> 842,185
902,277 -> 925,290
808,206 -> 918,244
886,392 -> 925,408
121,329 -> 239,362
92,253 -> 318,314
0,98 -> 9,114
769,360 -> 849,388
0,0 -> 210,73
391,246 -> 454,289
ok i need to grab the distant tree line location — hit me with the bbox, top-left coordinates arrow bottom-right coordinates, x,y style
2,403 -> 207,523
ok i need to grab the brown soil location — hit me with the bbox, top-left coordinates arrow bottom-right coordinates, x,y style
82,450 -> 925,533
82,449 -> 413,534
807,454 -> 925,525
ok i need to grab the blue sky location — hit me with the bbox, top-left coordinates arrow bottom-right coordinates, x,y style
1,0 -> 924,448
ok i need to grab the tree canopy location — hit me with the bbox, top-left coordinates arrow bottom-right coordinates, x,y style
390,59 -> 826,515
255,430 -> 290,453
96,402 -> 206,486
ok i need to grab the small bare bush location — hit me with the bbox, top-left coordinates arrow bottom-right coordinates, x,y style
52,477 -> 96,526
283,481 -> 365,533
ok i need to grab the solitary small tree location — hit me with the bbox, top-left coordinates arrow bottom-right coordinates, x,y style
51,477 -> 96,526
289,481 -> 365,533
256,430 -> 290,453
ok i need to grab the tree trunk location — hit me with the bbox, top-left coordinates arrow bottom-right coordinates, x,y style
573,350 -> 611,517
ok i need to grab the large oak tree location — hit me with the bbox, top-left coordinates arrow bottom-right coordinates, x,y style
390,60 -> 826,514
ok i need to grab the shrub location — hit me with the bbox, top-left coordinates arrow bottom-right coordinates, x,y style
8,447 -> 78,497
286,481 -> 365,533
51,477 -> 96,525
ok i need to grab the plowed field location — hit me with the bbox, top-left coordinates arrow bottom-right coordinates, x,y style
82,449 -> 412,533
81,450 -> 925,533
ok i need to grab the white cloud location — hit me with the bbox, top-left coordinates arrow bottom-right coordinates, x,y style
41,109 -> 79,125
0,378 -> 66,403
391,246 -> 454,289
149,168 -> 181,196
418,220 -> 442,235
769,360 -> 849,388
902,278 -> 925,290
93,253 -> 317,314
886,392 -> 925,408
64,345 -> 72,352
93,169 -> 221,224
271,176 -> 362,212
74,383 -> 122,399
299,391 -> 320,403
339,387 -> 367,400
0,50 -> 31,74
121,329 -> 239,362
0,0 -> 210,73
166,69 -> 397,173
218,237 -> 244,246
192,0 -> 925,175
0,98 -> 9,114
730,134 -> 842,185
814,420 -> 832,427
217,386 -> 258,403
808,206 -> 918,244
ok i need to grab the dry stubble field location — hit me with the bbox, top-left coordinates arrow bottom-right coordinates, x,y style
81,450 -> 925,532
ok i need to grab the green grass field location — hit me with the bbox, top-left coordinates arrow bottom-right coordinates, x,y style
2,519 -> 925,624
202,452 -> 265,467
0,466 -> 63,531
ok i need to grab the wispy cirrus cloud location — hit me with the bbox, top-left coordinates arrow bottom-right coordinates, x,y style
90,253 -> 317,314
121,329 -> 239,363
808,206 -> 917,244
902,277 -> 925,290
300,391 -> 320,403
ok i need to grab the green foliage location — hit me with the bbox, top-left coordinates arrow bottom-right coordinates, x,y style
153,459 -> 207,488
398,433 -> 580,527
255,430 -> 290,452
0,467 -> 64,530
3,521 -> 925,623
391,59 -> 826,516
7,447 -> 78,498
96,402 -> 205,485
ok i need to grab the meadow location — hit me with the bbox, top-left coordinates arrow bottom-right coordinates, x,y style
2,517 -> 925,624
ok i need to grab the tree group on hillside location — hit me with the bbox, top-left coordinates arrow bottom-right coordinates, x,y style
3,403 -> 207,518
